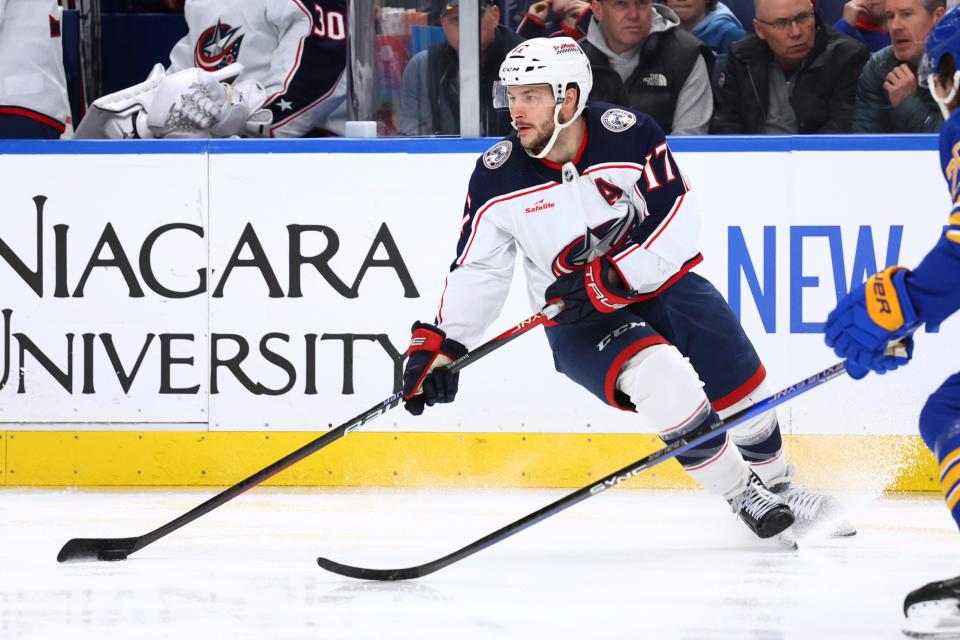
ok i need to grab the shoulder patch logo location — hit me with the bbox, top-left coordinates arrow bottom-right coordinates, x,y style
483,140 -> 513,169
600,109 -> 637,133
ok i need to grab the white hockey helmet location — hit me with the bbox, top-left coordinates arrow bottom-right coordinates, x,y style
494,37 -> 593,158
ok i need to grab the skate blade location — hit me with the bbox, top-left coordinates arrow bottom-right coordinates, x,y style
904,601 -> 960,638
776,529 -> 798,551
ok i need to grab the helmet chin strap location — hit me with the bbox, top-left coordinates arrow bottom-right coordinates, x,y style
522,103 -> 584,160
931,70 -> 960,121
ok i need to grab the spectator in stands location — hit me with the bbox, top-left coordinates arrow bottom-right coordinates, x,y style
75,0 -> 346,139
852,0 -> 946,132
833,0 -> 889,52
400,0 -> 523,135
667,0 -> 748,53
711,0 -> 868,133
517,0 -> 592,39
582,0 -> 715,134
0,0 -> 70,139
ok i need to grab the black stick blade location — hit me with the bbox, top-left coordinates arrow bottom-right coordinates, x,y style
317,557 -> 432,581
57,537 -> 140,562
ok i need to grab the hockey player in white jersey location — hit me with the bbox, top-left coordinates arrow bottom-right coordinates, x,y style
75,0 -> 346,139
0,0 -> 70,139
402,37 -> 854,541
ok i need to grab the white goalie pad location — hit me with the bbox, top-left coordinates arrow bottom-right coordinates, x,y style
74,63 -> 166,139
75,62 -> 272,139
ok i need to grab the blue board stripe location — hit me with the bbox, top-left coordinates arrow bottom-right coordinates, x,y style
0,134 -> 938,156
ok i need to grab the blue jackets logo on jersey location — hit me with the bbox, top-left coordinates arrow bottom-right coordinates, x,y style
551,210 -> 636,275
194,20 -> 244,71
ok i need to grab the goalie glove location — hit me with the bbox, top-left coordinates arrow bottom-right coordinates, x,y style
545,255 -> 637,325
402,322 -> 468,416
824,266 -> 919,379
146,64 -> 272,138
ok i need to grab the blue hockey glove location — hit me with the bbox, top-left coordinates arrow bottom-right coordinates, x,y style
402,322 -> 468,416
545,256 -> 637,325
824,266 -> 919,378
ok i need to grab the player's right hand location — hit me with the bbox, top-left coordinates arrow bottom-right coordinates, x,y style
824,266 -> 919,378
545,255 -> 636,325
402,322 -> 468,416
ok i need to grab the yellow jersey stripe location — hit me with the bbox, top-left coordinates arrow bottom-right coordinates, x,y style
943,464 -> 960,495
947,229 -> 960,244
948,484 -> 960,511
940,448 -> 960,477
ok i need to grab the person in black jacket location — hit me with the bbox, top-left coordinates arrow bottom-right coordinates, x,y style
581,0 -> 715,134
399,0 -> 524,136
711,0 -> 869,134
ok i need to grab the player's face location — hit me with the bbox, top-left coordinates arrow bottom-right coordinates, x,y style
753,0 -> 815,69
885,0 -> 945,66
507,85 -> 559,152
667,0 -> 709,26
591,0 -> 654,54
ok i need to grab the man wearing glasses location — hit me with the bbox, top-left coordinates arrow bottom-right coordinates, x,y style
711,0 -> 868,133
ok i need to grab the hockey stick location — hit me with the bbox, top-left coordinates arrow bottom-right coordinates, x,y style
316,361 -> 849,580
57,304 -> 561,563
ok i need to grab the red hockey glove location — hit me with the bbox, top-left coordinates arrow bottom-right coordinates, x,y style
545,256 -> 637,325
402,322 -> 468,416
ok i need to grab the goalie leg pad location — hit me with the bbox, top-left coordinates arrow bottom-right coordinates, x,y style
617,344 -> 749,499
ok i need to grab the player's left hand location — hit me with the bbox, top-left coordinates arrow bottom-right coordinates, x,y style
545,255 -> 636,325
824,266 -> 919,378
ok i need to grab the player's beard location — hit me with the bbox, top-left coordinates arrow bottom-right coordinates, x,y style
519,120 -> 556,155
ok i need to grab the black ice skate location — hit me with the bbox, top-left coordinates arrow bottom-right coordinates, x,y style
728,472 -> 795,539
903,576 -> 960,638
769,463 -> 856,537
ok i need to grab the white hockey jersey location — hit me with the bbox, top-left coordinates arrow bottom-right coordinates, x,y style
437,103 -> 703,348
168,0 -> 347,137
0,0 -> 69,133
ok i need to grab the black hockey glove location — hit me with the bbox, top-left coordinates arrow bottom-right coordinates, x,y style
545,256 -> 638,325
402,322 -> 468,416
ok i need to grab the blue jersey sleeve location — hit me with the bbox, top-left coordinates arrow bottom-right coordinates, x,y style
906,109 -> 960,327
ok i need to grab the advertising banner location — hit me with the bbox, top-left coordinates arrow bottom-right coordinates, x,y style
0,144 -> 952,436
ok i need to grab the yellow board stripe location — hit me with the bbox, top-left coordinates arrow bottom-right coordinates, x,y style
0,431 -> 940,491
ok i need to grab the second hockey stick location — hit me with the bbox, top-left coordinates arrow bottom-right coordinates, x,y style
316,360 -> 849,580
57,304 -> 560,563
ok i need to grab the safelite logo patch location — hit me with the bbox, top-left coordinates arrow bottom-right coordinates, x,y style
524,199 -> 555,215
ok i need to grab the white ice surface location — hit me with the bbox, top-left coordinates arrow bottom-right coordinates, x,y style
2,487 -> 958,640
